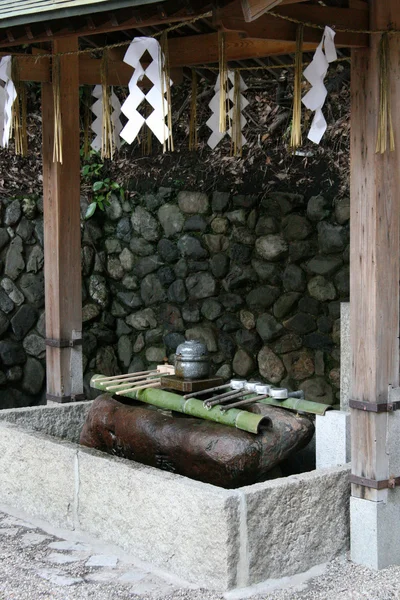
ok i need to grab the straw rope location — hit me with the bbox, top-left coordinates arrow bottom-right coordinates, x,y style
31,11 -> 213,62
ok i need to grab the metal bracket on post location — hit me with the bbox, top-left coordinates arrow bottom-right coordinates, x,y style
45,338 -> 83,348
349,399 -> 400,413
350,474 -> 400,490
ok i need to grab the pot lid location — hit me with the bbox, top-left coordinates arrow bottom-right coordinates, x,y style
176,339 -> 208,358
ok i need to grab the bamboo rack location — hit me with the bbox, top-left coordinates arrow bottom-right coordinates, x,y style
90,375 -> 271,435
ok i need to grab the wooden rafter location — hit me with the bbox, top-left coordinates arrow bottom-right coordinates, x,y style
0,0 -> 369,49
241,0 -> 309,23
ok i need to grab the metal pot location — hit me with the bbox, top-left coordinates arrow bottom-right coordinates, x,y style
175,340 -> 210,380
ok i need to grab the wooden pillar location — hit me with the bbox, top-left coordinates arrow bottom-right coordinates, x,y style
42,37 -> 83,402
350,0 -> 400,567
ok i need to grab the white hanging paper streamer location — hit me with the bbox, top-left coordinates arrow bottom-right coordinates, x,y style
302,26 -> 337,144
206,70 -> 248,149
120,37 -> 171,146
0,56 -> 16,148
91,85 -> 122,153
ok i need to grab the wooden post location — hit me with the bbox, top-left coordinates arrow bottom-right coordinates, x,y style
42,37 -> 83,402
350,0 -> 400,567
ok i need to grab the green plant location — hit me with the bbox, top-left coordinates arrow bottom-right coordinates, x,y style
85,178 -> 125,219
81,150 -> 125,219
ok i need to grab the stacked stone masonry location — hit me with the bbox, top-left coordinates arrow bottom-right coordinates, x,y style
0,190 -> 350,408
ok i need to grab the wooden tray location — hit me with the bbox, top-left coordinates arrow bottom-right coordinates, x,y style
160,375 -> 224,393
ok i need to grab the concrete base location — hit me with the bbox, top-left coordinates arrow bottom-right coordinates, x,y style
351,492 -> 400,570
0,402 -> 351,591
316,411 -> 351,469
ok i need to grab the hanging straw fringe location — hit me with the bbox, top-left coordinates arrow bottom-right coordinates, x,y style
376,32 -> 395,154
160,32 -> 174,152
52,55 -> 63,163
11,58 -> 28,157
218,31 -> 228,134
189,69 -> 198,151
83,85 -> 92,160
231,70 -> 243,157
290,25 -> 303,151
101,51 -> 115,159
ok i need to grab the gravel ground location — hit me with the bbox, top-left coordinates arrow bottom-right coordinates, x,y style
1,509 -> 400,600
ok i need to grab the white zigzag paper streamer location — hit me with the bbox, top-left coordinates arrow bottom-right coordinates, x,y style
120,37 -> 172,146
0,56 -> 17,148
302,26 -> 337,144
91,85 -> 122,153
206,70 -> 248,150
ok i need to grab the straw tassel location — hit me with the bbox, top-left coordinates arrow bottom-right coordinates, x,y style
290,25 -> 303,151
160,32 -> 174,152
52,55 -> 63,163
101,51 -> 115,159
218,30 -> 228,133
11,58 -> 28,157
376,32 -> 395,154
231,70 -> 243,157
189,69 -> 198,151
83,85 -> 92,160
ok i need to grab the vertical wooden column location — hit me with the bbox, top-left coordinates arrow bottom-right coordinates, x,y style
42,37 -> 83,402
350,2 -> 400,500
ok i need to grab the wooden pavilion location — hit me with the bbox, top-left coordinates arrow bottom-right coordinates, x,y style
0,0 -> 399,573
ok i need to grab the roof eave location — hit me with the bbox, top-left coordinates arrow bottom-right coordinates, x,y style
0,0 -> 165,30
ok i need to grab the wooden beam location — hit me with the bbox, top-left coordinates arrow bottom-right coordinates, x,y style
167,32 -> 317,65
350,0 -> 400,502
219,0 -> 369,48
79,55 -> 183,85
2,33 -> 316,84
41,38 -> 83,403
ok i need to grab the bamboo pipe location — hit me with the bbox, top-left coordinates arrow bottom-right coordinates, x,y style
90,375 -> 271,434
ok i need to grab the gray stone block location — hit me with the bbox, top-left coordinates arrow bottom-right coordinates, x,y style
316,410 -> 351,469
0,422 -> 76,528
77,448 -> 240,589
243,465 -> 350,585
0,401 -> 91,443
351,492 -> 400,570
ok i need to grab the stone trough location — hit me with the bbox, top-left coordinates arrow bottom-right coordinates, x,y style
0,401 -> 350,591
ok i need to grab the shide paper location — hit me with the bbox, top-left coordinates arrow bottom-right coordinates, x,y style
302,26 -> 337,144
91,85 -> 122,153
120,37 -> 172,146
0,56 -> 16,148
207,69 -> 248,149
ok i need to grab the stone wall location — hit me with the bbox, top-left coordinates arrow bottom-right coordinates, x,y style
0,188 -> 350,408
0,198 -> 45,408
